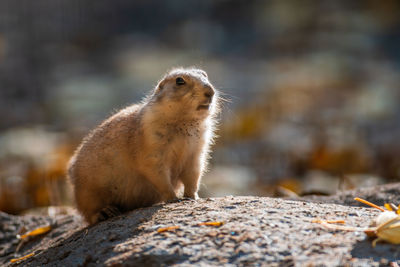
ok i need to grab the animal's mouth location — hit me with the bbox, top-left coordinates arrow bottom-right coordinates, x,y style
197,104 -> 210,110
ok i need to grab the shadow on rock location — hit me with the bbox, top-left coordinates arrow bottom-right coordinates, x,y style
121,253 -> 191,267
350,240 -> 400,262
24,205 -> 163,266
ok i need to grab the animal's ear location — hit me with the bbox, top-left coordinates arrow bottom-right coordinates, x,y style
198,70 -> 208,78
155,79 -> 165,92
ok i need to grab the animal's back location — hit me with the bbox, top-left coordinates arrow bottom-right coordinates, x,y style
68,104 -> 155,223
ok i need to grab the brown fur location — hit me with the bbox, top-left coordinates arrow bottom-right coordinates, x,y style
68,68 -> 219,224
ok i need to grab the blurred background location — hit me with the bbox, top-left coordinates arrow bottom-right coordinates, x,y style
1,0 -> 400,215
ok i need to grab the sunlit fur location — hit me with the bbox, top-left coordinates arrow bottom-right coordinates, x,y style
68,67 -> 219,224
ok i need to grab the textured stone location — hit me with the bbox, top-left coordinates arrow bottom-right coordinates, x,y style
1,192 -> 400,266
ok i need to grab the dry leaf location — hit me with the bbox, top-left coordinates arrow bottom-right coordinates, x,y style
315,197 -> 400,247
17,225 -> 51,240
157,226 -> 179,233
10,252 -> 35,263
198,221 -> 224,227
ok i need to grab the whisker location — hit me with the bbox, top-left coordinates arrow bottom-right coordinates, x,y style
216,89 -> 234,103
218,96 -> 232,104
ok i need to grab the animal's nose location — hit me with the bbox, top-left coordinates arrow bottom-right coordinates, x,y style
204,86 -> 215,100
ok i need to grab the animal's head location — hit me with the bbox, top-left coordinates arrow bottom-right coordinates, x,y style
152,67 -> 218,120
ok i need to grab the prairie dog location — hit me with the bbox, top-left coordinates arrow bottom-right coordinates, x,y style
68,68 -> 219,224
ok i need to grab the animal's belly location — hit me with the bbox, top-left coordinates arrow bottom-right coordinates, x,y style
112,173 -> 162,211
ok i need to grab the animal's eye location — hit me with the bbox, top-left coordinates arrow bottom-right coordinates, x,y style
176,77 -> 185,85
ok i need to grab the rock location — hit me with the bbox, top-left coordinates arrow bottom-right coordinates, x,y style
0,193 -> 399,266
300,182 -> 400,206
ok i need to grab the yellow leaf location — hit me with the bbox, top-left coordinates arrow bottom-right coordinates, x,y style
198,221 -> 224,227
18,225 -> 51,240
354,197 -> 385,212
157,226 -> 179,233
10,252 -> 35,263
374,216 -> 400,246
384,203 -> 393,211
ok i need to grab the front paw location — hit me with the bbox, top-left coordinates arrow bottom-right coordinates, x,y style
160,190 -> 178,203
183,192 -> 199,200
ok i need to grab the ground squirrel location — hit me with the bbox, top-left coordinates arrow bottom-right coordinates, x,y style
68,68 -> 219,224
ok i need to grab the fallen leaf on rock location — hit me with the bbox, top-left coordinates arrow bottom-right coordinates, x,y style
354,197 -> 385,212
17,225 -> 52,240
368,211 -> 400,247
325,220 -> 345,224
198,221 -> 224,227
157,226 -> 179,233
384,203 -> 400,214
10,252 -> 35,263
313,219 -> 366,232
314,197 -> 400,247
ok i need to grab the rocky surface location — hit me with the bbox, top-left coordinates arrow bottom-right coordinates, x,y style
301,182 -> 400,207
1,185 -> 400,266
